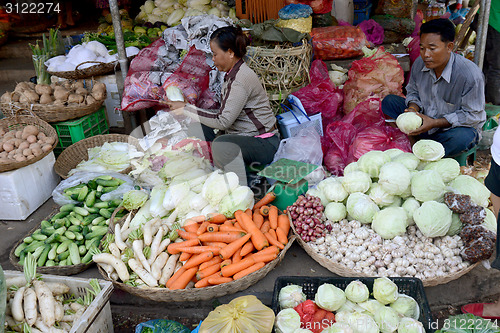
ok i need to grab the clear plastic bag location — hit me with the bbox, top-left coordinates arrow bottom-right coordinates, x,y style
310,26 -> 368,60
52,172 -> 136,206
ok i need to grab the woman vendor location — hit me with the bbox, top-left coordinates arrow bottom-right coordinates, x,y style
166,26 -> 280,187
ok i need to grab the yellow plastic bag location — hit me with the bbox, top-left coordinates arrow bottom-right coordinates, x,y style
276,16 -> 313,34
199,295 -> 275,333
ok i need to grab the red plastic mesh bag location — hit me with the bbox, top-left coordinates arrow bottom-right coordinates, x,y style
310,26 -> 368,60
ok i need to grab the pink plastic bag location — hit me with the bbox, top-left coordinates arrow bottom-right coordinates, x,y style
357,19 -> 385,45
343,46 -> 404,113
348,126 -> 411,162
291,60 -> 343,126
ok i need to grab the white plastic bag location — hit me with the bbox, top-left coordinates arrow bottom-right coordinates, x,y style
52,172 -> 136,206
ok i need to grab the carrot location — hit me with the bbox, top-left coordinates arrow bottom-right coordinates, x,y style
208,276 -> 233,285
244,208 -> 253,217
277,214 -> 291,235
167,239 -> 201,254
169,267 -> 198,290
240,241 -> 255,257
221,257 -> 255,277
202,242 -> 227,248
254,191 -> 276,209
199,256 -> 223,271
253,210 -> 264,229
175,246 -> 221,255
177,230 -> 198,240
260,220 -> 270,233
259,205 -> 270,217
220,259 -> 232,268
222,220 -> 233,227
197,221 -> 210,235
269,205 -> 278,229
185,215 -> 207,223
198,231 -> 246,243
179,252 -> 192,262
265,232 -> 284,250
234,221 -> 246,232
219,225 -> 246,233
235,210 -> 269,251
166,266 -> 186,288
183,222 -> 200,234
252,252 -> 277,263
183,251 -> 214,270
195,272 -> 221,288
196,263 -> 221,280
250,245 -> 279,261
232,248 -> 243,263
233,262 -> 265,280
207,224 -> 219,232
276,227 -> 288,245
219,233 -> 252,260
268,228 -> 277,241
206,213 -> 227,224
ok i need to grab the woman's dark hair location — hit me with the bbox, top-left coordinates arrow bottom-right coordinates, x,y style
420,18 -> 456,43
210,26 -> 248,58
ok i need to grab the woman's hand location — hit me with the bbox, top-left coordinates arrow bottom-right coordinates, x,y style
166,100 -> 187,116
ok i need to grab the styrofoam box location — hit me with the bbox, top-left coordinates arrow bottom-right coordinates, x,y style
95,74 -> 124,128
6,270 -> 114,333
0,152 -> 60,220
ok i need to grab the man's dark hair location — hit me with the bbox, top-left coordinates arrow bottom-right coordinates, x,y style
420,18 -> 456,43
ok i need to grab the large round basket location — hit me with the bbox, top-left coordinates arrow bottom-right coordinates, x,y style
290,218 -> 479,287
54,134 -> 143,179
9,210 -> 93,275
96,217 -> 296,302
246,40 -> 312,95
47,56 -> 135,80
0,109 -> 58,173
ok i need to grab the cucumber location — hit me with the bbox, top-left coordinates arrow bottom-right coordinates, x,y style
23,236 -> 34,244
40,220 -> 51,229
32,233 -> 47,241
81,249 -> 94,264
78,245 -> 87,256
93,201 -> 109,209
96,179 -> 121,187
65,219 -> 71,228
48,243 -> 58,260
69,243 -> 81,265
77,186 -> 89,202
68,225 -> 82,233
59,259 -> 67,266
102,186 -> 118,193
46,260 -> 56,267
37,245 -> 51,266
51,211 -> 70,222
70,212 -> 84,221
55,226 -> 67,235
73,206 -> 90,217
44,233 -> 61,244
53,219 -> 66,229
83,214 -> 99,226
85,226 -> 108,240
32,245 -> 46,259
91,216 -> 106,225
85,190 -> 96,207
70,193 -> 79,201
87,179 -> 98,190
75,233 -> 84,241
14,243 -> 27,257
41,227 -> 56,236
68,216 -> 81,226
58,251 -> 70,261
85,237 -> 101,250
57,240 -> 72,254
109,199 -> 123,207
60,204 -> 76,212
96,185 -> 104,192
95,175 -> 113,181
64,230 -> 76,240
85,205 -> 100,214
23,241 -> 43,254
99,208 -> 113,219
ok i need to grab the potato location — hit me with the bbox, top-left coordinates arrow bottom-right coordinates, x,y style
73,81 -> 85,90
0,157 -> 9,163
41,144 -> 52,152
62,81 -> 73,90
92,82 -> 106,93
35,84 -> 52,95
44,137 -> 56,145
26,135 -> 37,144
91,91 -> 106,101
29,143 -> 41,150
15,130 -> 22,139
23,148 -> 32,156
68,94 -> 84,104
27,82 -> 35,90
3,142 -> 14,152
22,125 -> 39,139
86,95 -> 97,105
11,92 -> 20,102
39,93 -> 53,105
32,147 -> 42,156
27,155 -> 35,160
37,139 -> 44,145
1,91 -> 12,103
53,99 -> 64,106
14,82 -> 30,93
19,95 -> 29,104
15,147 -> 23,155
53,88 -> 70,102
24,89 -> 40,103
75,87 -> 88,96
15,155 -> 27,162
18,141 -> 29,150
13,139 -> 23,147
37,132 -> 46,140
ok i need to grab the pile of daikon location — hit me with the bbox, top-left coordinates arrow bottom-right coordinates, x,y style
5,253 -> 101,333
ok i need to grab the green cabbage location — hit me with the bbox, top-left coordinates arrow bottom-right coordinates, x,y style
378,162 -> 411,196
411,170 -> 446,202
396,112 -> 422,134
401,197 -> 420,226
343,162 -> 359,175
346,193 -> 379,224
413,201 -> 452,237
275,308 -> 301,333
372,207 -> 408,239
315,283 -> 346,311
447,213 -> 463,236
122,190 -> 149,210
325,202 -> 347,222
319,177 -> 348,202
373,277 -> 399,305
165,86 -> 184,102
385,148 -> 405,160
278,285 -> 306,309
424,158 -> 461,183
321,322 -> 354,333
393,153 -> 420,171
306,187 -> 330,206
412,140 -> 445,161
450,175 -> 491,207
390,295 -> 420,320
345,280 -> 369,303
398,317 -> 425,333
374,306 -> 400,333
357,150 -> 391,178
482,208 -> 497,233
369,183 -> 396,207
202,171 -> 239,207
218,186 -> 254,218
342,171 -> 372,194
358,299 -> 385,316
348,312 -> 379,333
337,299 -> 366,314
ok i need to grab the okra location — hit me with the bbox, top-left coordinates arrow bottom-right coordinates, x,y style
69,243 -> 81,265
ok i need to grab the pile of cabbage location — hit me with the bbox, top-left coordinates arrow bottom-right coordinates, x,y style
136,0 -> 236,26
275,278 -> 426,333
45,41 -> 140,72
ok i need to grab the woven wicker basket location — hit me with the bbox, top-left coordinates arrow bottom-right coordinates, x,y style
0,109 -> 58,173
290,217 -> 479,287
246,40 -> 312,95
47,56 -> 135,80
96,216 -> 296,302
9,210 -> 93,275
54,134 -> 143,179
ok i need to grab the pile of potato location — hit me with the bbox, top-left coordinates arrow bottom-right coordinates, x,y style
0,125 -> 56,163
0,80 -> 106,107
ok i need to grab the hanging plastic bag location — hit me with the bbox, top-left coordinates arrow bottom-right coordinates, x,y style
357,19 -> 385,45
310,26 -> 368,60
52,172 -> 135,206
343,46 -> 404,114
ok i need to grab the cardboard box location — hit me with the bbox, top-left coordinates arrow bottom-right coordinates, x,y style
0,153 -> 60,220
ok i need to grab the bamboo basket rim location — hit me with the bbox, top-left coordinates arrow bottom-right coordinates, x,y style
0,109 -> 58,173
289,214 -> 479,287
54,134 -> 143,179
9,209 -> 94,275
47,56 -> 135,80
96,214 -> 296,302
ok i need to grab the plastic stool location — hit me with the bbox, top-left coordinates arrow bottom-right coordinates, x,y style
453,146 -> 477,166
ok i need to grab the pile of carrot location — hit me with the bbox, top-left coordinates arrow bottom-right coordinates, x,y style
164,193 -> 291,290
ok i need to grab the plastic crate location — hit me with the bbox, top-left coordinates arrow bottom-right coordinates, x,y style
485,103 -> 500,118
353,0 -> 371,10
271,276 -> 434,333
5,270 -> 114,333
52,107 -> 109,154
353,4 -> 372,25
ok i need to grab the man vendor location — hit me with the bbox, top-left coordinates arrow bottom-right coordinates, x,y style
165,26 -> 279,187
382,18 -> 486,157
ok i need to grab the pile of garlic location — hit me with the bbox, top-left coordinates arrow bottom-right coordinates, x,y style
309,219 -> 469,280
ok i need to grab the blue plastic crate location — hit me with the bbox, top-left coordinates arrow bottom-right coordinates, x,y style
353,0 -> 371,10
353,3 -> 372,25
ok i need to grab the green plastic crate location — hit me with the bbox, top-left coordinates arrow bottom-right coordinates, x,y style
52,107 -> 109,155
